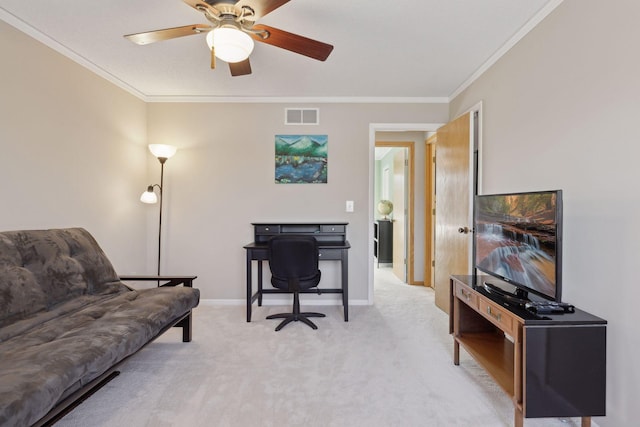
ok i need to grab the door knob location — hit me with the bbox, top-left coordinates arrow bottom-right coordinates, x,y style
458,226 -> 471,234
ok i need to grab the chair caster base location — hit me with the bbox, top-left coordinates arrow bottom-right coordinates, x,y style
267,312 -> 326,331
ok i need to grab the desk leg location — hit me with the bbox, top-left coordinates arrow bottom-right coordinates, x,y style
246,251 -> 252,322
342,249 -> 349,321
257,260 -> 263,306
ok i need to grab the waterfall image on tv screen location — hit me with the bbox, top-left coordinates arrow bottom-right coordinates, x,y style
475,191 -> 560,299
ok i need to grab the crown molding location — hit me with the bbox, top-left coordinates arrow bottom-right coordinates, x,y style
0,8 -> 147,100
449,0 -> 564,101
143,96 -> 450,104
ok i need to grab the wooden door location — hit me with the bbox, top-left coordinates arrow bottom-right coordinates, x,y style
434,112 -> 474,313
392,149 -> 406,281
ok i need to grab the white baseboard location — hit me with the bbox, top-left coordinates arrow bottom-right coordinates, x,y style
199,298 -> 370,306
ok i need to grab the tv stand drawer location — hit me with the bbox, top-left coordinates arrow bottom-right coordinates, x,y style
478,299 -> 516,337
454,281 -> 478,310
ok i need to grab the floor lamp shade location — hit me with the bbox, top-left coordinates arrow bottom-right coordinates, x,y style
140,186 -> 158,204
149,144 -> 177,160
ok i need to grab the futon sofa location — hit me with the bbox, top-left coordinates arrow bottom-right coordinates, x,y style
0,228 -> 200,426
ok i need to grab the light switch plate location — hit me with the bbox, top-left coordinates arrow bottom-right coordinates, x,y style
346,200 -> 354,212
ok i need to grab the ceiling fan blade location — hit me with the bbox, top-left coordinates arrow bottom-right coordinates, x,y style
124,24 -> 211,45
251,24 -> 333,61
236,0 -> 291,19
229,59 -> 252,76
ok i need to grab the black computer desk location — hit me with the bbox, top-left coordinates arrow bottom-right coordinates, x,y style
243,222 -> 350,323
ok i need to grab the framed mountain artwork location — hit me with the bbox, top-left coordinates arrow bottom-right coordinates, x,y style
275,134 -> 328,184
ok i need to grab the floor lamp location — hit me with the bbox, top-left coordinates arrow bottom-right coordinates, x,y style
140,144 -> 177,276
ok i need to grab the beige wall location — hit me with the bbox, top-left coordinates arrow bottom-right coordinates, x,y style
0,20 -> 149,272
451,1 -> 640,425
146,102 -> 448,302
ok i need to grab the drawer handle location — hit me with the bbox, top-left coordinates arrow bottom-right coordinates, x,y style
487,306 -> 502,322
460,289 -> 471,301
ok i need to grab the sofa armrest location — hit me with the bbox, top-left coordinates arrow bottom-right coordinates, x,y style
119,275 -> 197,287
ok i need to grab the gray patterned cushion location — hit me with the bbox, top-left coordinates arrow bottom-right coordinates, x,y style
0,228 -> 120,327
0,228 -> 200,427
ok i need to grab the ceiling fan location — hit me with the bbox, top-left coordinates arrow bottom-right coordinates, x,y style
124,0 -> 334,76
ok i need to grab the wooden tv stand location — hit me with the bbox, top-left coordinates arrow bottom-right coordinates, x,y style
450,275 -> 606,427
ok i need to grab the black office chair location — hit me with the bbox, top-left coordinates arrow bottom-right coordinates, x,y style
266,235 -> 325,331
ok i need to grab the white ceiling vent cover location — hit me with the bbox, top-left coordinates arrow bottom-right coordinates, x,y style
285,108 -> 319,125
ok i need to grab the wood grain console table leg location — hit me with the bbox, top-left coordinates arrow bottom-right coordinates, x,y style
514,408 -> 523,427
451,284 -> 460,366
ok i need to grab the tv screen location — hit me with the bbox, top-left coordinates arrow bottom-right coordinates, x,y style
474,190 -> 562,302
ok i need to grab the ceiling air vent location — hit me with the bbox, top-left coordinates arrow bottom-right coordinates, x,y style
285,108 -> 319,125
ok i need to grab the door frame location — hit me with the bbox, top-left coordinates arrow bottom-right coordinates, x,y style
424,134 -> 437,287
368,123 -> 444,304
464,102 -> 483,269
471,101 -> 483,196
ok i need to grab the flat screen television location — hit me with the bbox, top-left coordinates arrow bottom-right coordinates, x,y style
474,190 -> 562,304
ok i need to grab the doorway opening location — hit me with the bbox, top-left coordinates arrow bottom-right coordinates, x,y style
368,124 -> 444,305
374,142 -> 412,283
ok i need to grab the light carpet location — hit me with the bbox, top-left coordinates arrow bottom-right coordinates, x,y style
55,268 -> 593,427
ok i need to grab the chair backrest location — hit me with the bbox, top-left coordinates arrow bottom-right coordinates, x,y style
268,235 -> 320,289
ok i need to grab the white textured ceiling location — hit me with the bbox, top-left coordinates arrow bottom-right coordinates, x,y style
0,0 -> 558,101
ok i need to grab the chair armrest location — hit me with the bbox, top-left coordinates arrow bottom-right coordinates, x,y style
119,275 -> 197,287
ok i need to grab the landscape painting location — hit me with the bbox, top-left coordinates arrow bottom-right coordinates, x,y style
275,134 -> 328,184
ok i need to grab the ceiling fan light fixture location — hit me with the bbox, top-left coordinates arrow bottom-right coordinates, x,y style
206,27 -> 254,63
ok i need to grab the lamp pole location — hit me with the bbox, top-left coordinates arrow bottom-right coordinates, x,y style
157,157 -> 167,276
141,144 -> 177,278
